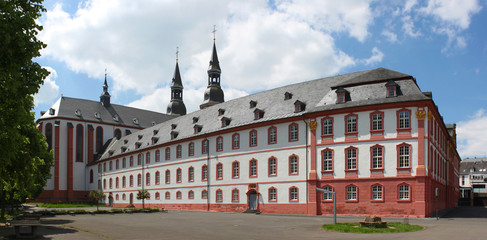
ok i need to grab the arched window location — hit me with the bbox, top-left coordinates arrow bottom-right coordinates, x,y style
155,192 -> 160,200
188,142 -> 194,156
155,150 -> 160,162
146,173 -> 150,186
202,190 -> 208,199
129,175 -> 134,187
96,126 -> 103,153
109,178 -> 113,189
116,177 -> 119,188
176,145 -> 182,158
268,126 -> 277,144
146,152 -> 151,164
176,191 -> 182,199
114,129 -> 122,140
122,176 -> 126,188
232,189 -> 239,202
45,123 -> 52,151
137,174 -> 141,186
165,170 -> 170,184
202,165 -> 208,181
76,124 -> 83,162
176,168 -> 182,183
202,139 -> 209,154
155,171 -> 160,185
188,190 -> 194,199
249,159 -> 257,177
232,161 -> 239,179
188,167 -> 194,182
89,169 -> 94,183
268,157 -> 277,176
289,186 -> 298,201
216,189 -> 223,202
232,134 -> 240,149
216,163 -> 223,180
268,187 -> 277,202
165,192 -> 170,199
288,123 -> 298,142
249,130 -> 257,147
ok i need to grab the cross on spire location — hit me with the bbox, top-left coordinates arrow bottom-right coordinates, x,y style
176,46 -> 179,62
212,25 -> 217,42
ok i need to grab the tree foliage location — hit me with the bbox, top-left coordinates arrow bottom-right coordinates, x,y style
89,190 -> 105,211
136,189 -> 149,209
0,0 -> 53,219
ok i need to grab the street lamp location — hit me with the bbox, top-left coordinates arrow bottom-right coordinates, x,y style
316,188 -> 336,224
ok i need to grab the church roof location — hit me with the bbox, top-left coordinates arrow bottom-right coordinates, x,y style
39,96 -> 176,129
207,42 -> 221,73
97,67 -> 432,161
171,62 -> 183,88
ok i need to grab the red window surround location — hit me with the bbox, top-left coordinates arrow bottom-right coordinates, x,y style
249,159 -> 258,178
344,113 -> 358,137
249,130 -> 258,147
268,156 -> 277,177
369,111 -> 384,136
232,133 -> 240,150
321,117 -> 333,137
344,146 -> 358,174
288,154 -> 299,175
370,144 -> 385,172
268,126 -> 277,145
288,123 -> 299,142
321,148 -> 333,174
396,143 -> 412,172
396,108 -> 412,134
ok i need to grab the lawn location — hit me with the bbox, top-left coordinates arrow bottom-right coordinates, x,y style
321,222 -> 424,233
29,202 -> 104,208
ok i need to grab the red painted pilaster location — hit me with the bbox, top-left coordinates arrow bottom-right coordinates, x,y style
67,123 -> 74,200
415,109 -> 426,176
307,119 -> 319,215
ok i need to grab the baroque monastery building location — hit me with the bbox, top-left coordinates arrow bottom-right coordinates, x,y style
37,41 -> 460,217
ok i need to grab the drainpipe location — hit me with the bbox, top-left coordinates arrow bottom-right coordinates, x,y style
205,135 -> 210,211
302,116 -> 309,204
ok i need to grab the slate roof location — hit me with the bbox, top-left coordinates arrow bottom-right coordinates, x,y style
39,96 -> 176,129
460,158 -> 487,174
98,67 -> 432,161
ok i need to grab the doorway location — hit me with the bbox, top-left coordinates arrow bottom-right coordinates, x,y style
248,190 -> 257,210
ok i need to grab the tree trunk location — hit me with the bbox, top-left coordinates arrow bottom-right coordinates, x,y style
0,190 -> 5,219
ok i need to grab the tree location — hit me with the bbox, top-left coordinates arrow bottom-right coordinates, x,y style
136,189 -> 149,209
89,190 -> 105,211
0,0 -> 53,219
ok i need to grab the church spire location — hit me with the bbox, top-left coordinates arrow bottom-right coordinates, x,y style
100,69 -> 111,107
167,47 -> 187,116
200,26 -> 224,109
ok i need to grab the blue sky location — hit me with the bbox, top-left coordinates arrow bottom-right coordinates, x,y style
34,0 -> 487,158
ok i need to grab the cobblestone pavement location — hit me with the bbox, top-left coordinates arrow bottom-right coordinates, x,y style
1,207 -> 487,240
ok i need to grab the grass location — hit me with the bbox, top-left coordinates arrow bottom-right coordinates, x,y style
321,222 -> 424,233
30,202 -> 104,208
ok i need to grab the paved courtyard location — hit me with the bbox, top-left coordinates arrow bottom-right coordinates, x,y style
1,207 -> 487,239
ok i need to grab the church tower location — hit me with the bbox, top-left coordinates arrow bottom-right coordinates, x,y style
100,70 -> 111,107
200,30 -> 224,109
167,51 -> 187,116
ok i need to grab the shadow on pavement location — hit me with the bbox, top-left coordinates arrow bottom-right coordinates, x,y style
443,206 -> 487,218
0,216 -> 77,239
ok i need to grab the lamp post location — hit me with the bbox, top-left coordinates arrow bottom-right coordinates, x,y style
317,187 -> 336,224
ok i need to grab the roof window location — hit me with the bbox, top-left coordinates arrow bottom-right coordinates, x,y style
193,125 -> 203,134
221,117 -> 231,127
94,112 -> 101,119
335,87 -> 350,104
75,109 -> 82,117
253,109 -> 265,120
284,92 -> 293,100
294,100 -> 306,113
249,100 -> 257,108
218,108 -> 225,116
385,80 -> 401,97
171,131 -> 179,140
49,108 -> 55,115
193,117 -> 199,123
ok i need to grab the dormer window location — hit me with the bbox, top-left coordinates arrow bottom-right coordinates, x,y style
284,92 -> 293,100
249,100 -> 257,108
218,108 -> 225,116
153,130 -> 159,135
253,109 -> 265,120
385,80 -> 400,97
151,121 -> 156,126
135,142 -> 142,149
294,100 -> 306,113
75,109 -> 82,117
193,125 -> 202,134
171,124 -> 177,130
113,114 -> 119,121
193,117 -> 199,123
221,117 -> 231,127
49,108 -> 56,115
335,87 -> 349,104
151,137 -> 159,145
108,150 -> 114,156
124,139 -> 129,144
138,135 -> 143,140
171,131 -> 179,139
133,118 -> 139,125
121,146 -> 127,153
94,112 -> 101,119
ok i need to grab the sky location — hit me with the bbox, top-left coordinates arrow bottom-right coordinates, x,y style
33,0 -> 487,158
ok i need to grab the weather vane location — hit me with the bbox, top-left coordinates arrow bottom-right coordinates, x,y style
212,25 -> 217,42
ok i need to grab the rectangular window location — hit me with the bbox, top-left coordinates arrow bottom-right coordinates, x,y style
268,127 -> 277,144
399,185 -> 410,200
216,137 -> 223,152
250,160 -> 257,177
372,147 -> 383,169
372,185 -> 382,200
202,140 -> 209,154
347,186 -> 357,200
250,131 -> 257,147
155,151 -> 160,162
346,115 -> 357,133
188,167 -> 194,182
289,124 -> 298,141
290,187 -> 298,201
322,118 -> 333,135
202,165 -> 208,181
323,186 -> 333,200
188,143 -> 194,156
399,145 -> 410,168
165,148 -> 170,160
176,145 -> 182,158
322,150 -> 333,171
232,162 -> 239,178
399,111 -> 410,129
346,148 -> 357,170
216,163 -> 223,180
268,158 -> 277,176
232,134 -> 240,149
289,156 -> 298,175
371,113 -> 383,131
269,188 -> 277,201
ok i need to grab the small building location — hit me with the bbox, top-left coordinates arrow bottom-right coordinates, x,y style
459,158 -> 487,206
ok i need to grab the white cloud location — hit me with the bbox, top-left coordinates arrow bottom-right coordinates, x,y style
34,66 -> 60,105
421,0 -> 482,30
39,0 -> 377,113
456,109 -> 487,158
401,15 -> 421,37
362,47 -> 384,66
381,29 -> 398,43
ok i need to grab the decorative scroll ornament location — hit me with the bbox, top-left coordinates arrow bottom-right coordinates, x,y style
415,110 -> 426,120
308,120 -> 318,130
